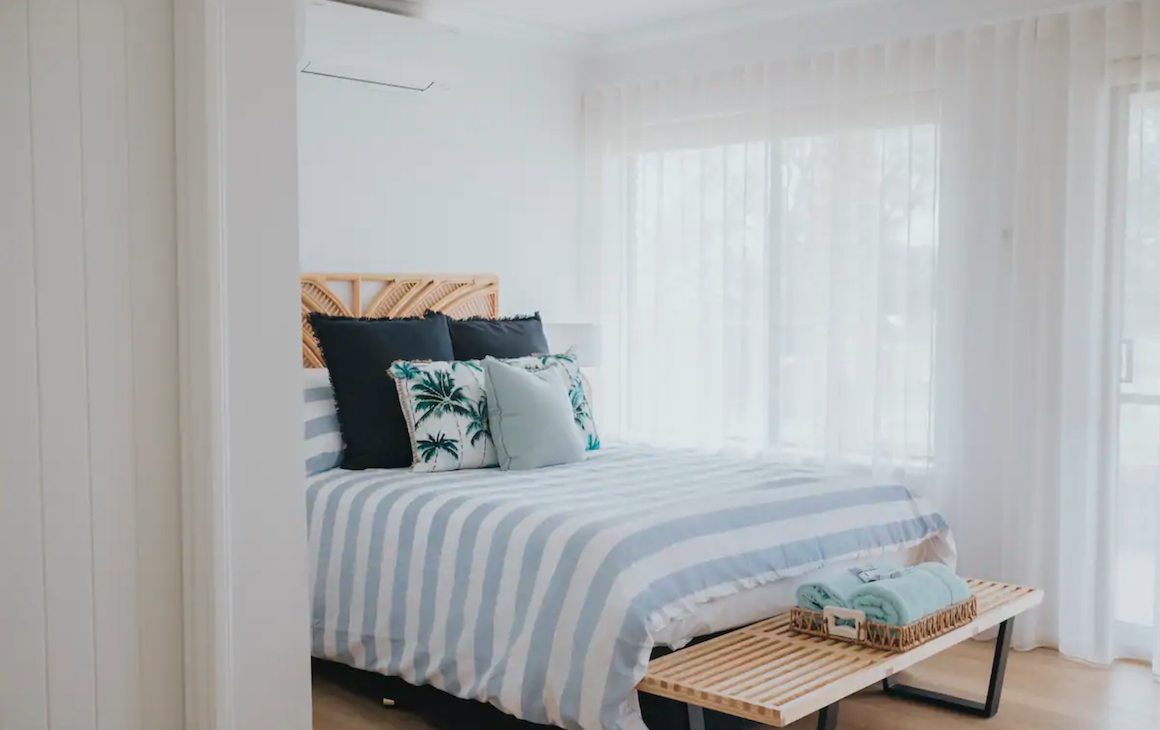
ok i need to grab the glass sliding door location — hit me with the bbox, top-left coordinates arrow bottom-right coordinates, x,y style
1112,86 -> 1160,659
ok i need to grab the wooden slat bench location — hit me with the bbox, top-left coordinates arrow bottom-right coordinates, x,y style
638,579 -> 1044,730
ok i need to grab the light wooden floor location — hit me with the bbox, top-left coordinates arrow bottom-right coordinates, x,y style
314,642 -> 1160,730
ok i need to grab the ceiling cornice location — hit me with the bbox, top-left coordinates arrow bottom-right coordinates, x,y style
594,0 -> 884,55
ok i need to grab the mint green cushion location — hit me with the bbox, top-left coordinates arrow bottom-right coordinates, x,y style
483,357 -> 586,471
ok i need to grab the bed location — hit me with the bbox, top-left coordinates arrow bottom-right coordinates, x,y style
302,273 -> 956,730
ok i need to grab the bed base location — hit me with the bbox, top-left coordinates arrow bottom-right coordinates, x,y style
312,629 -> 752,730
313,659 -> 748,730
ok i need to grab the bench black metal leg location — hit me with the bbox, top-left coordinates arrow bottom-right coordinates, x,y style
882,617 -> 1015,719
682,702 -> 839,730
686,705 -> 705,730
817,702 -> 840,730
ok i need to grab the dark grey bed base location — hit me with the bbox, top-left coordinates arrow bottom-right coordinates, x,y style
312,630 -> 750,730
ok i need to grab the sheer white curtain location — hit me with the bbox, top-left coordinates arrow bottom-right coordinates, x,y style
587,43 -> 943,477
584,1 -> 1160,672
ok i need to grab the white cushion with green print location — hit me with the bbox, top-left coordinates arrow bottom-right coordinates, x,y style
390,352 -> 600,472
390,359 -> 495,472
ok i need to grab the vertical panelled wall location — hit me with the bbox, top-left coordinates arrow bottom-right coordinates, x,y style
0,1 -> 183,730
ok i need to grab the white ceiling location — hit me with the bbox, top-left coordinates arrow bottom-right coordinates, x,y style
429,0 -> 876,38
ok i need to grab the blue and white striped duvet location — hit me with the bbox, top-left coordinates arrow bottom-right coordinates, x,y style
307,445 -> 953,730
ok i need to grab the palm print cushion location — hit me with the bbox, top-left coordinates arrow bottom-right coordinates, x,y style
391,352 -> 600,472
502,353 -> 600,452
390,360 -> 496,472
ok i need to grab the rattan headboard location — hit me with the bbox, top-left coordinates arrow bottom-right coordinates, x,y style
301,273 -> 499,368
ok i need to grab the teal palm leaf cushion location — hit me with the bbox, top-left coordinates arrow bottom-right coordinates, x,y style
483,358 -> 586,471
390,360 -> 497,472
502,352 -> 600,451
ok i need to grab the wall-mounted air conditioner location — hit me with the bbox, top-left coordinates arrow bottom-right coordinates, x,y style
298,0 -> 459,95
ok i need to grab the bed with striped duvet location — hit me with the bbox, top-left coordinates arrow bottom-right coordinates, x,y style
307,444 -> 953,730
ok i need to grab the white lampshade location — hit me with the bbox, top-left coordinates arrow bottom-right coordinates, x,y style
544,323 -> 601,367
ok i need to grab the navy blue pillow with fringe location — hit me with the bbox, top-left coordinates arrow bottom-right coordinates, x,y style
444,312 -> 549,361
308,311 -> 453,469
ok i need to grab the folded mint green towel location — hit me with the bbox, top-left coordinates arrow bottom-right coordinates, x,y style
796,566 -> 892,612
849,563 -> 971,626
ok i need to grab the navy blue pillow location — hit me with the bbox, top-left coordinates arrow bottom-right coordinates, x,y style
445,313 -> 549,360
308,312 -> 453,469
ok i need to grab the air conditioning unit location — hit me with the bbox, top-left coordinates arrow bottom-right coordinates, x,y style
298,0 -> 458,95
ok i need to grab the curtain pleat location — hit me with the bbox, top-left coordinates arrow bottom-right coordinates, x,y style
585,0 -> 1160,673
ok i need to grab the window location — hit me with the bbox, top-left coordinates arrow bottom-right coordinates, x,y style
775,127 -> 938,463
620,122 -> 939,471
626,141 -> 773,448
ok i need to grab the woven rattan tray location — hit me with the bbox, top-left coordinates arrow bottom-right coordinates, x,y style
790,595 -> 978,653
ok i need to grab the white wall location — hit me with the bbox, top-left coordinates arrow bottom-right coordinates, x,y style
0,1 -> 183,730
298,26 -> 585,321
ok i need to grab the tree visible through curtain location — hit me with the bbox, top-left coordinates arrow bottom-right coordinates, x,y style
585,0 -> 1160,675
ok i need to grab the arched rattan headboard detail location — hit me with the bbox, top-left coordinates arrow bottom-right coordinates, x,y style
302,273 -> 499,368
